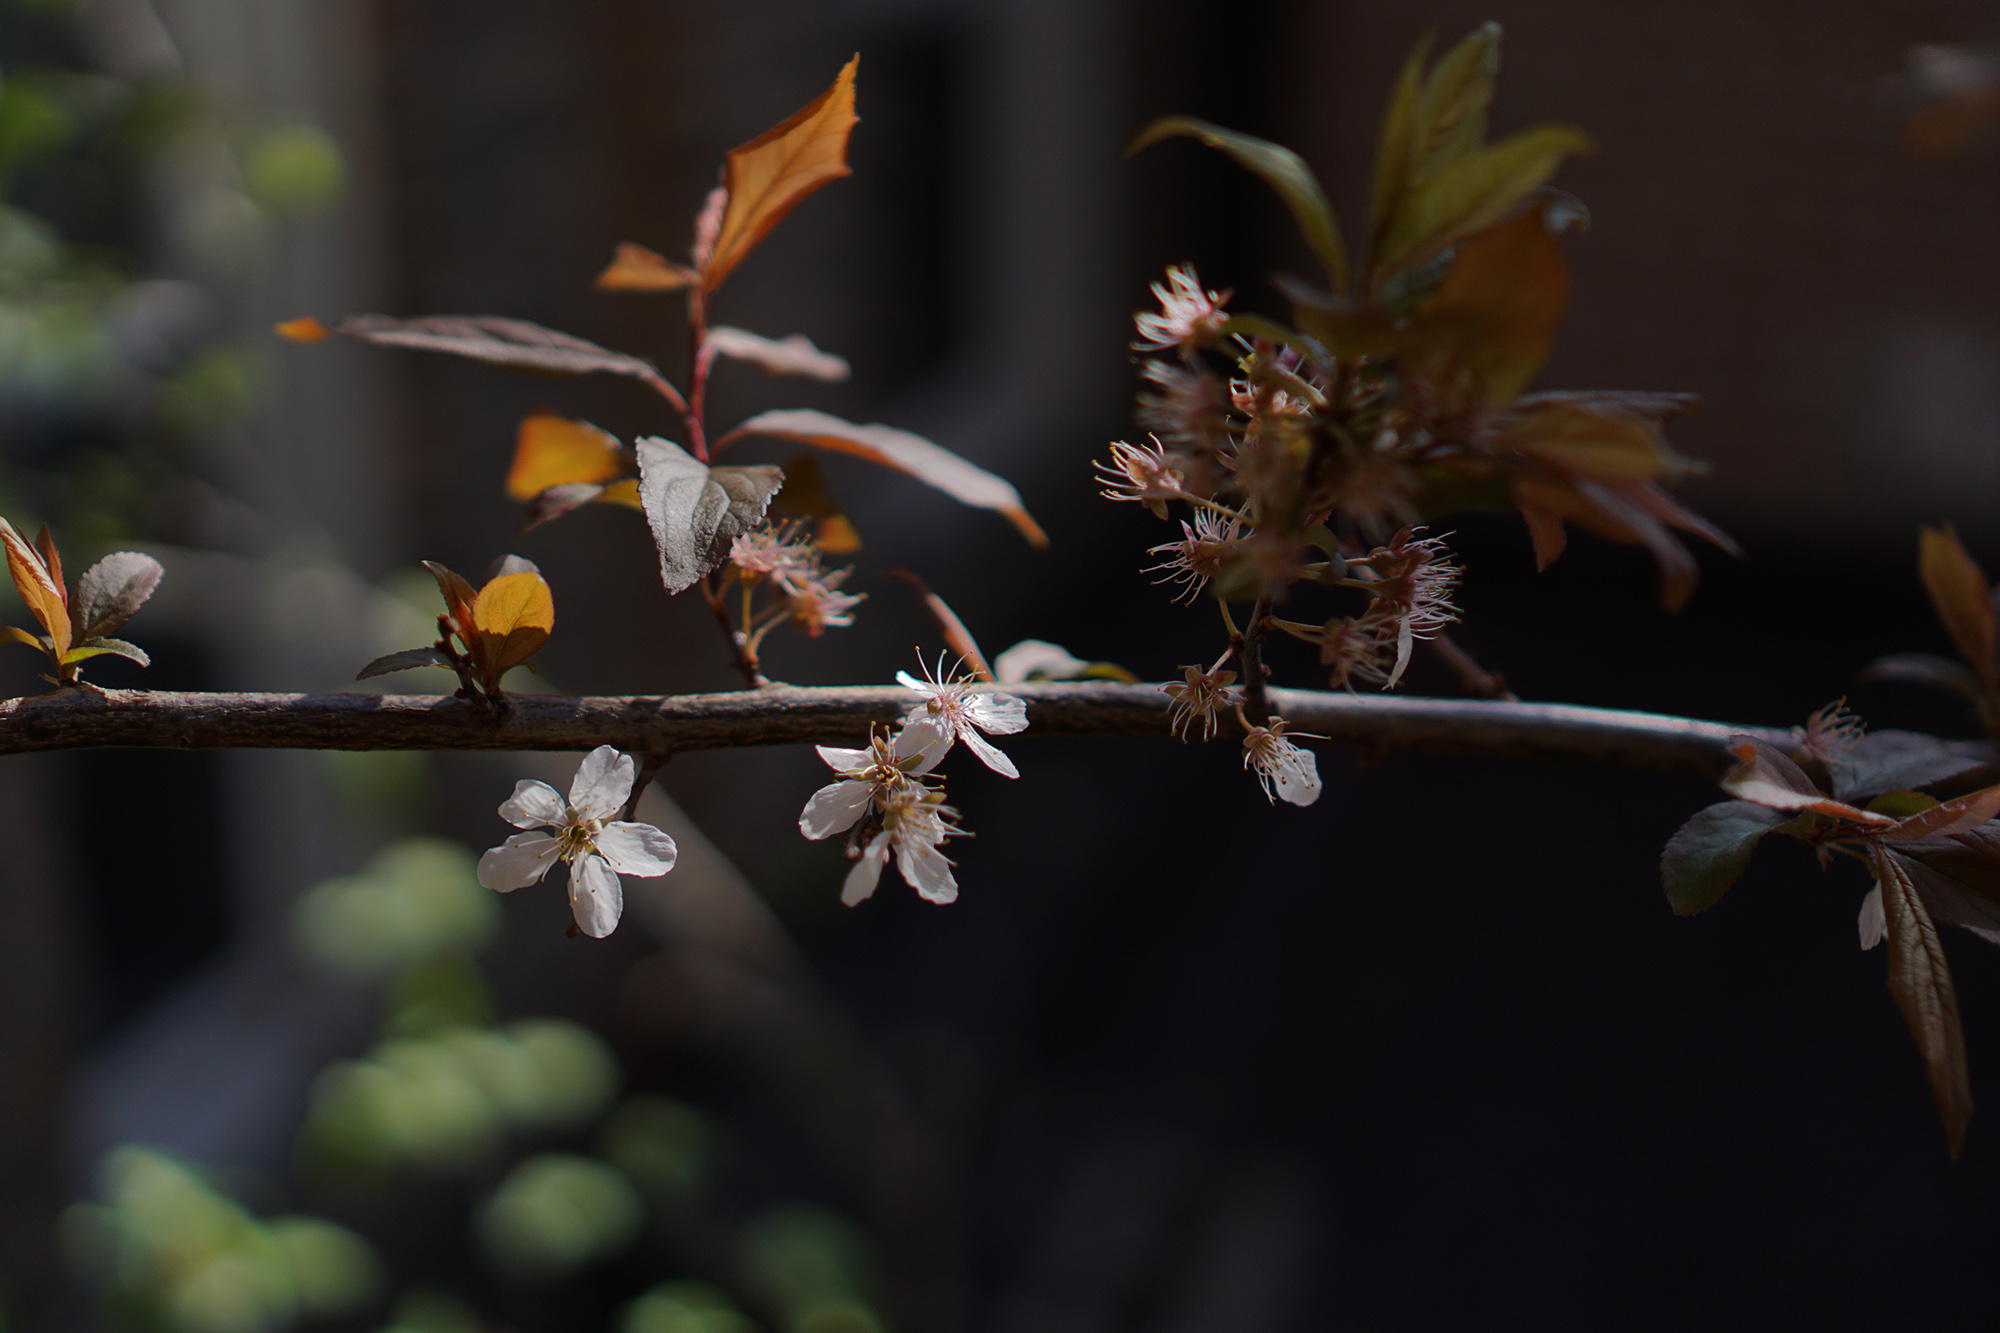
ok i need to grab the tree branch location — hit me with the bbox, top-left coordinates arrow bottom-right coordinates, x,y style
0,683 -> 1789,780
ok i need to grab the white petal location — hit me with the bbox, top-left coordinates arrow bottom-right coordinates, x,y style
594,821 -> 678,876
799,780 -> 873,839
965,691 -> 1028,735
893,718 -> 953,774
896,837 -> 958,905
497,779 -> 564,829
992,638 -> 1087,684
1385,621 -> 1414,689
1273,746 -> 1322,807
569,853 -> 624,938
841,834 -> 890,907
478,833 -> 561,891
1858,885 -> 1885,951
815,744 -> 871,775
569,746 -> 635,821
895,670 -> 936,696
961,727 -> 1020,779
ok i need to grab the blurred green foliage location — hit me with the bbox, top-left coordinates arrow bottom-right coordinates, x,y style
290,838 -> 496,979
622,1281 -> 761,1333
475,1153 -> 644,1281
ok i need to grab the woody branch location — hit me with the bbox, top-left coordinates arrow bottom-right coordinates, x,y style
0,683 -> 1788,779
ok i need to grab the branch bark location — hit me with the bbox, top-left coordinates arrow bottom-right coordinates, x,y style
0,683 -> 1789,780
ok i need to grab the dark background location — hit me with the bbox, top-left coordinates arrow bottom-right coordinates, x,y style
10,0 -> 2000,1329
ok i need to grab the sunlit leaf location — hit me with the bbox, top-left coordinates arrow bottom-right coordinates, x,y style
597,479 -> 641,509
635,439 -> 783,594
471,571 -> 555,674
1374,123 -> 1591,282
705,56 -> 860,292
1874,848 -> 1974,1157
357,647 -> 454,680
594,242 -> 697,292
1129,115 -> 1350,292
276,317 -> 331,342
1720,736 -> 1891,824
768,454 -> 861,553
61,637 -> 149,668
1401,199 -> 1569,405
423,561 -> 479,627
1660,800 -> 1786,915
509,414 -> 626,502
704,326 -> 850,381
1920,523 -> 1996,689
0,625 -> 42,651
731,408 -> 1046,547
0,517 -> 68,655
73,551 -> 163,641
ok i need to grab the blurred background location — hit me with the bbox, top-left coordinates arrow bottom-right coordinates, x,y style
7,0 -> 2000,1329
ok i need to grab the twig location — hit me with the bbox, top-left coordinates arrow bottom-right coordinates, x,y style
0,683 -> 1793,781
1238,593 -> 1275,726
621,751 -> 672,822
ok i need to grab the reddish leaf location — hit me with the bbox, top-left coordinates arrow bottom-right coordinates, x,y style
889,569 -> 994,682
422,561 -> 478,629
703,326 -> 850,382
1661,800 -> 1788,916
1886,783 -> 2000,842
73,551 -> 164,641
1874,848 -> 1974,1157
1400,196 -> 1570,406
594,242 -> 697,292
768,454 -> 861,554
317,314 -> 682,403
731,408 -> 1046,547
1920,524 -> 1996,691
0,517 -> 69,656
1720,737 -> 1891,824
507,414 -> 626,502
705,57 -> 859,292
634,439 -> 784,594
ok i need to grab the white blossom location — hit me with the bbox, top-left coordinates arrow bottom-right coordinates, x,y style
842,793 -> 963,907
897,657 -> 1028,778
1241,717 -> 1323,807
1133,264 -> 1230,352
800,720 -> 966,905
477,746 -> 678,938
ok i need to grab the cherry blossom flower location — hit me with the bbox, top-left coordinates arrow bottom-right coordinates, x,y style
841,787 -> 966,907
1162,664 -> 1238,742
477,746 -> 679,938
898,656 -> 1029,778
783,565 -> 864,634
1241,716 -> 1323,806
1357,527 -> 1461,685
1320,608 -> 1397,691
1146,510 -> 1242,603
1136,361 -> 1230,452
1133,264 -> 1230,353
1794,699 -> 1864,765
1096,439 -> 1186,519
800,721 -> 966,905
798,721 -> 953,842
728,522 -> 814,589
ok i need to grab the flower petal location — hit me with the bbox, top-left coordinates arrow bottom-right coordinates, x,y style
960,727 -> 1020,779
896,836 -> 958,905
800,780 -> 873,840
893,718 -> 953,774
569,852 -> 624,938
895,670 -> 935,696
478,833 -> 561,891
498,779 -> 565,829
965,690 -> 1028,735
815,744 -> 871,775
1273,746 -> 1322,807
841,833 -> 890,907
569,745 -> 635,821
1858,885 -> 1885,951
595,821 -> 678,876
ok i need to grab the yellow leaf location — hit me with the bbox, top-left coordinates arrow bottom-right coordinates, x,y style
507,414 -> 626,501
275,317 -> 331,342
1400,201 -> 1570,406
1,624 -> 43,651
1920,524 -> 1997,689
1497,402 -> 1679,482
1374,123 -> 1590,284
705,56 -> 860,293
1409,22 -> 1501,185
595,478 -> 642,510
768,454 -> 862,553
594,242 -> 697,292
0,518 -> 68,656
1369,34 -> 1431,257
33,524 -> 64,611
471,571 -> 554,674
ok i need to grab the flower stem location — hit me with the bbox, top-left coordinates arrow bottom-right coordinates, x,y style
1238,591 -> 1274,726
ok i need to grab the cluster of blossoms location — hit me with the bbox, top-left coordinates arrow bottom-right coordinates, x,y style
726,521 -> 866,638
799,659 -> 1028,905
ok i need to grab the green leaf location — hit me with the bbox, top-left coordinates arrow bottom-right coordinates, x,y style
1,624 -> 44,652
1128,115 -> 1350,293
1874,849 -> 1974,1157
1660,800 -> 1787,915
73,551 -> 164,641
1374,123 -> 1592,282
1409,23 -> 1502,183
635,439 -> 783,595
357,647 -> 453,680
60,637 -> 150,668
1369,34 -> 1432,258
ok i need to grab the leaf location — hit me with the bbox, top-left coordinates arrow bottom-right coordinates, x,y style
1660,800 -> 1788,915
34,526 -> 63,602
1860,652 -> 1986,704
520,483 -> 606,533
594,241 -> 697,291
1874,848 -> 1974,1157
1369,34 -> 1432,258
704,326 -> 850,381
1894,829 -> 2000,944
1886,783 -> 2000,842
1719,736 -> 1891,824
767,454 -> 861,553
1128,116 -> 1350,293
72,551 -> 164,641
61,637 -> 149,668
321,315 -> 678,394
1920,524 -> 1996,690
0,625 -> 43,651
357,646 -> 454,680
508,414 -> 626,502
888,568 -> 993,681
635,439 -> 784,594
705,56 -> 860,292
1409,23 -> 1502,184
470,571 -> 555,674
275,316 -> 331,342
1399,199 -> 1570,406
486,554 -> 541,580
1495,401 -> 1692,483
0,517 -> 68,656
1374,123 -> 1592,282
422,561 -> 478,627
731,408 -> 1047,547
1827,729 -> 1986,801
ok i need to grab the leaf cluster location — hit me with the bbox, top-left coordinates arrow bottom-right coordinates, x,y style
359,557 -> 555,709
0,518 -> 161,689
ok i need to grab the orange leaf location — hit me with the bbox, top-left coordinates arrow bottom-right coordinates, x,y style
1721,737 -> 1891,825
275,317 -> 330,342
1919,524 -> 1996,691
33,525 -> 64,610
1519,503 -> 1566,569
422,560 -> 479,630
1887,782 -> 2000,842
0,518 -> 68,656
1401,200 -> 1570,406
888,568 -> 993,682
594,241 -> 697,292
508,414 -> 626,502
704,56 -> 859,292
769,454 -> 862,553
471,570 -> 555,674
596,478 -> 642,510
